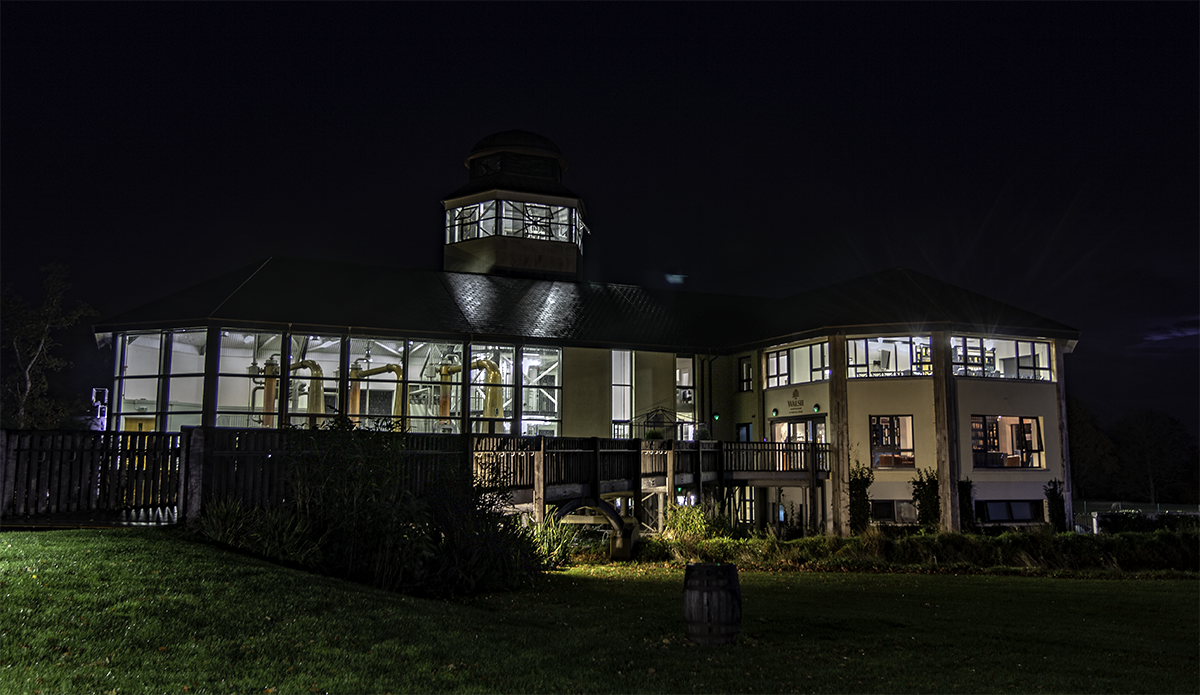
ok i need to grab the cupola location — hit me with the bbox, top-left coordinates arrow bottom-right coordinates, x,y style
442,130 -> 587,281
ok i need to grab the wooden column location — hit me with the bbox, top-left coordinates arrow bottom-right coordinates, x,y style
181,426 -> 207,522
932,331 -> 961,532
1055,339 -> 1075,530
533,435 -> 546,523
829,334 -> 850,537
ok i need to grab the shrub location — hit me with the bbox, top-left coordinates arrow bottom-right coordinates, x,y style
528,509 -> 579,570
1044,479 -> 1067,532
848,462 -> 874,534
910,468 -> 940,530
198,423 -> 543,597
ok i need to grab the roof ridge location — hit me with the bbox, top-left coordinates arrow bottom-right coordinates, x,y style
207,257 -> 273,318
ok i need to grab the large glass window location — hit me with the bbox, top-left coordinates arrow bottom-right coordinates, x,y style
737,356 -> 753,392
214,330 -> 286,428
114,332 -> 163,430
766,350 -> 789,388
445,201 -> 499,244
869,415 -> 914,467
971,415 -> 1045,468
952,337 -> 1052,381
348,337 -> 406,430
674,356 -> 698,440
791,342 -> 830,383
164,329 -> 207,431
283,334 -> 342,428
848,336 -> 931,378
612,350 -> 632,438
406,340 -> 465,434
468,344 -> 515,434
521,346 -> 561,436
765,341 -> 830,389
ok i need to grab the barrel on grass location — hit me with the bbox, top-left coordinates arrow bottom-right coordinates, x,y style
683,562 -> 742,645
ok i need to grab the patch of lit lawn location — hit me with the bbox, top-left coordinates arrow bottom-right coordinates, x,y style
2,528 -> 1196,694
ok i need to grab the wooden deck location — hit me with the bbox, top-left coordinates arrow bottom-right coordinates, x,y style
2,427 -> 829,529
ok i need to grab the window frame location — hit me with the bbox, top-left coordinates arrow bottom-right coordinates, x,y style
869,414 -> 915,468
765,349 -> 789,389
970,415 -> 1045,468
737,356 -> 753,393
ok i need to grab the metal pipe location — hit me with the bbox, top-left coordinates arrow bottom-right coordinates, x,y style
440,359 -> 503,420
263,357 -> 278,428
349,363 -> 404,423
289,360 -> 325,415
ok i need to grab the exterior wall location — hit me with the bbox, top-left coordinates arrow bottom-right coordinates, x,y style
763,381 -> 831,435
634,350 -> 676,417
561,347 -> 611,437
846,377 -> 937,502
726,351 -> 760,441
956,378 -> 1063,502
706,354 -> 739,441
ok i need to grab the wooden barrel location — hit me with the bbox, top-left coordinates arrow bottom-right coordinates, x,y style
683,562 -> 742,645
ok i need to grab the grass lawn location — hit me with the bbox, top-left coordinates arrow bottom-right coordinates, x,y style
2,527 -> 1196,694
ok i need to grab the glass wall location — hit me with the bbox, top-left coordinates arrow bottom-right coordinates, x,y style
468,343 -> 515,433
847,336 -> 931,378
521,346 -> 561,436
110,328 -> 567,435
764,341 -> 829,389
952,337 -> 1052,381
114,332 -> 163,431
612,350 -> 632,438
406,340 -> 464,433
445,200 -> 583,251
284,334 -> 343,428
348,337 -> 406,430
215,330 -> 285,428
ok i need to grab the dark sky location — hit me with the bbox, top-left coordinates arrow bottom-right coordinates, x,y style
2,2 -> 1197,433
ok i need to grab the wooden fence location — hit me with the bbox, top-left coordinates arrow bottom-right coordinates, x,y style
3,427 -> 827,524
1,430 -> 181,517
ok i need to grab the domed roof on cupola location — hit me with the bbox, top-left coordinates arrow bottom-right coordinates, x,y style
466,130 -> 569,172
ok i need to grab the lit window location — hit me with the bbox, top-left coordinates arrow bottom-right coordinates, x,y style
737,356 -> 753,392
766,350 -> 789,388
971,415 -> 1044,468
869,415 -> 914,468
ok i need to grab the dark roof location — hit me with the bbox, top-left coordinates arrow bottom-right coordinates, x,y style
467,130 -> 567,169
442,173 -> 581,203
747,267 -> 1079,348
94,258 -> 1079,352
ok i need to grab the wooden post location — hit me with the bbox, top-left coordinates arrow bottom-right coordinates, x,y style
932,331 -> 961,532
533,435 -> 546,523
1055,339 -> 1075,531
632,439 -> 644,529
667,441 -> 676,532
590,437 -> 602,506
182,426 -> 207,522
829,334 -> 850,537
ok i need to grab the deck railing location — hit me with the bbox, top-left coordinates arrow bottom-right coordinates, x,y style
3,428 -> 823,522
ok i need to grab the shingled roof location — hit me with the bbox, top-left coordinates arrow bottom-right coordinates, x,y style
94,258 -> 1078,352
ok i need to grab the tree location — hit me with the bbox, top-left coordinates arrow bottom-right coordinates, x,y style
1107,409 -> 1199,505
1067,396 -> 1123,501
1,264 -> 97,429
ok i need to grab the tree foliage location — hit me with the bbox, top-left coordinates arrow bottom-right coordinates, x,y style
848,462 -> 874,534
909,468 -> 940,531
1,264 -> 97,429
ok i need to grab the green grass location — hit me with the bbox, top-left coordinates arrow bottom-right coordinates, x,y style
2,528 -> 1197,694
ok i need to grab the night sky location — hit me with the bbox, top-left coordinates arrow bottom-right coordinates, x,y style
2,3 -> 1196,433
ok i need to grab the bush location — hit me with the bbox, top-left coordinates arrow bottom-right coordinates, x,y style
528,509 -> 579,570
910,468 -> 940,530
848,463 -> 874,534
197,423 -> 544,597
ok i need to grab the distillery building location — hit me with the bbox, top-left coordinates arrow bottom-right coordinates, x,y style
93,130 -> 1080,534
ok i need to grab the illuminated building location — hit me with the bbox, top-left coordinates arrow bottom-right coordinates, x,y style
94,131 -> 1080,533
